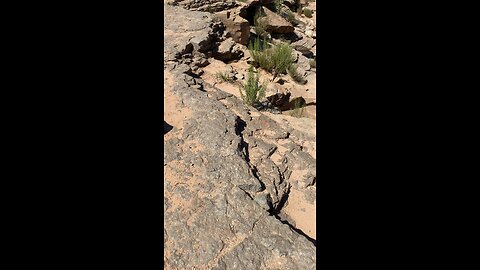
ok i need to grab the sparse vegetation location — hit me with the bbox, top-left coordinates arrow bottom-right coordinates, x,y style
215,71 -> 233,83
303,8 -> 313,18
273,0 -> 284,12
254,8 -> 270,40
272,0 -> 297,24
248,38 -> 295,81
285,10 -> 297,24
239,67 -> 267,106
248,37 -> 274,72
309,58 -> 316,68
288,64 -> 306,84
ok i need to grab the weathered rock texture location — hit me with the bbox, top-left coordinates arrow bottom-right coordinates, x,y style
168,0 -> 238,12
259,6 -> 295,34
216,9 -> 251,45
164,3 -> 316,270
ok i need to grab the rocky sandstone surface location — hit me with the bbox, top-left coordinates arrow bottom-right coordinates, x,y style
164,1 -> 316,269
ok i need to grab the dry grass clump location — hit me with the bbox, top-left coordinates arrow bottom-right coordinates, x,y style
215,71 -> 233,83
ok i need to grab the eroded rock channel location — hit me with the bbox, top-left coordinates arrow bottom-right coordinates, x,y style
164,1 -> 317,269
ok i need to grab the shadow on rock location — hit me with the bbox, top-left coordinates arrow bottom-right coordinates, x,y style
164,121 -> 173,134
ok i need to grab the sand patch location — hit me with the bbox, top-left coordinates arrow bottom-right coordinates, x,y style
164,70 -> 192,140
283,188 -> 316,240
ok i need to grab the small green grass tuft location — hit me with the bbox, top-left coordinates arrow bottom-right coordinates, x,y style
215,71 -> 233,83
273,0 -> 284,12
239,67 -> 267,106
303,8 -> 313,18
248,37 -> 273,71
285,10 -> 297,24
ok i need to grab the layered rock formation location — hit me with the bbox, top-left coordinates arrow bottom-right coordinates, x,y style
164,1 -> 317,269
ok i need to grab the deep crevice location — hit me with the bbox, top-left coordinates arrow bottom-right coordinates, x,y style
270,183 -> 290,215
274,214 -> 317,247
269,183 -> 316,246
251,166 -> 266,191
234,117 -> 247,136
235,117 -> 250,162
243,4 -> 259,25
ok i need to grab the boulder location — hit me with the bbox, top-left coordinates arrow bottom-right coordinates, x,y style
258,7 -> 294,34
305,29 -> 316,38
214,38 -> 244,61
216,10 -> 250,45
296,53 -> 311,71
292,36 -> 316,57
163,4 -> 213,60
266,92 -> 291,108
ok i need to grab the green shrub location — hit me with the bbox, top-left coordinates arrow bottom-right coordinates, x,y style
288,64 -> 306,84
303,8 -> 312,18
248,38 -> 295,80
215,71 -> 233,83
269,43 -> 295,80
239,67 -> 267,106
248,37 -> 275,72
